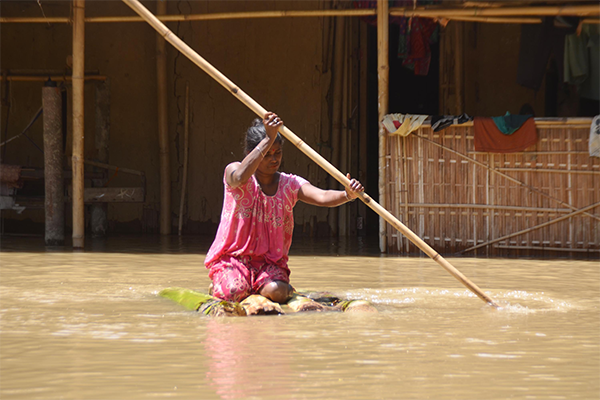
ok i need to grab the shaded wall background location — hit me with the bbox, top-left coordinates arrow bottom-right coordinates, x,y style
3,0 -> 573,239
1,0 -> 337,236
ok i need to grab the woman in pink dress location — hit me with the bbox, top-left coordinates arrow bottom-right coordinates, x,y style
205,112 -> 364,304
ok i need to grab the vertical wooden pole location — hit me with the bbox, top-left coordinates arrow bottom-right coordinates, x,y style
439,24 -> 447,114
454,21 -> 464,114
178,82 -> 190,236
72,0 -> 85,249
329,16 -> 345,236
358,21 -> 368,237
91,79 -> 110,237
349,19 -> 360,236
42,80 -> 65,246
157,0 -> 171,235
377,0 -> 389,252
339,20 -> 350,237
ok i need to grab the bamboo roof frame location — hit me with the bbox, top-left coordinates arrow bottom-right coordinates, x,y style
1,4 -> 598,24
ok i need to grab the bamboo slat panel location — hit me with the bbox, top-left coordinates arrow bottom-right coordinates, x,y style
384,124 -> 600,257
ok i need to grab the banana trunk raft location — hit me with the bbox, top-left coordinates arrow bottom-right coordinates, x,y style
159,288 -> 377,317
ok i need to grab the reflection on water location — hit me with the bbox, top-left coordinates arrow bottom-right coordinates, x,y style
0,235 -> 599,399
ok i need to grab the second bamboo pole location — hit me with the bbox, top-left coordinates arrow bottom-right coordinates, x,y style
178,83 -> 190,236
72,0 -> 85,249
157,0 -> 171,235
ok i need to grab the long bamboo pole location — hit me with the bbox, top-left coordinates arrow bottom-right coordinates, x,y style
454,21 -> 463,114
496,245 -> 600,253
377,0 -> 389,254
445,16 -> 542,24
72,0 -> 85,249
389,5 -> 600,18
178,82 -> 190,236
402,203 -> 576,213
0,75 -> 106,82
157,0 -> 171,235
3,7 -> 599,24
42,81 -> 65,246
0,10 -> 376,24
121,0 -> 499,308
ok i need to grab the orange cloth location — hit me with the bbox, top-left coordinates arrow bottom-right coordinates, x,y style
474,117 -> 538,153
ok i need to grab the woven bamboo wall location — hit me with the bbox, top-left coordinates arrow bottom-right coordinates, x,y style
383,121 -> 600,257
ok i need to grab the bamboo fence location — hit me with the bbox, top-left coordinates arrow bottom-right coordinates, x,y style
383,121 -> 600,257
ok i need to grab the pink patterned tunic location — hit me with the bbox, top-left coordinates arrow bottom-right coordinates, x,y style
204,169 -> 308,301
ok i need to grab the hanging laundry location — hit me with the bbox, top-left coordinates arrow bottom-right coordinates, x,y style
565,24 -> 600,102
352,0 -> 439,76
590,115 -> 600,158
398,16 -> 439,76
474,117 -> 538,153
430,114 -> 472,132
491,112 -> 533,135
382,113 -> 428,136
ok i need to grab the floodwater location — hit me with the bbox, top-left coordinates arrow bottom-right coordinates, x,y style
1,235 -> 598,400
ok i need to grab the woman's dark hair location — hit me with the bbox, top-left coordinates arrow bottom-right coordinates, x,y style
244,118 -> 284,154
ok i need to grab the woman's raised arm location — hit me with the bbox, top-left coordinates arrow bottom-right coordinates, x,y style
226,112 -> 282,187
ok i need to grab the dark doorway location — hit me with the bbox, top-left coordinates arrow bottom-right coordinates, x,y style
365,22 -> 439,237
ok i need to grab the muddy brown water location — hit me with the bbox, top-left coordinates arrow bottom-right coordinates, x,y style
1,235 -> 598,399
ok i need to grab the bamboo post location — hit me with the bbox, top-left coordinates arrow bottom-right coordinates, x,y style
454,21 -> 463,114
358,22 -> 368,236
42,80 -> 65,246
72,0 -> 85,249
157,0 -> 171,235
122,0 -> 499,307
377,0 -> 389,253
329,16 -> 345,236
91,79 -> 110,237
389,5 -> 600,18
178,82 -> 190,236
3,5 -> 599,24
340,19 -> 350,236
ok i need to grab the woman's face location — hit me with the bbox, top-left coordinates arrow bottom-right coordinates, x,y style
257,141 -> 283,174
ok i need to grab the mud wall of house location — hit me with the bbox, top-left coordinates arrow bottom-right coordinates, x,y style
1,0 -> 341,236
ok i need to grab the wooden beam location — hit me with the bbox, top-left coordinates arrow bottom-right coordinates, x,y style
3,7 -> 598,24
0,75 -> 106,82
42,81 -> 65,246
72,0 -> 85,249
157,0 -> 171,235
390,5 -> 600,18
0,9 -> 376,24
454,21 -> 464,114
91,80 -> 110,237
377,0 -> 389,253
68,187 -> 145,203
178,82 -> 190,236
